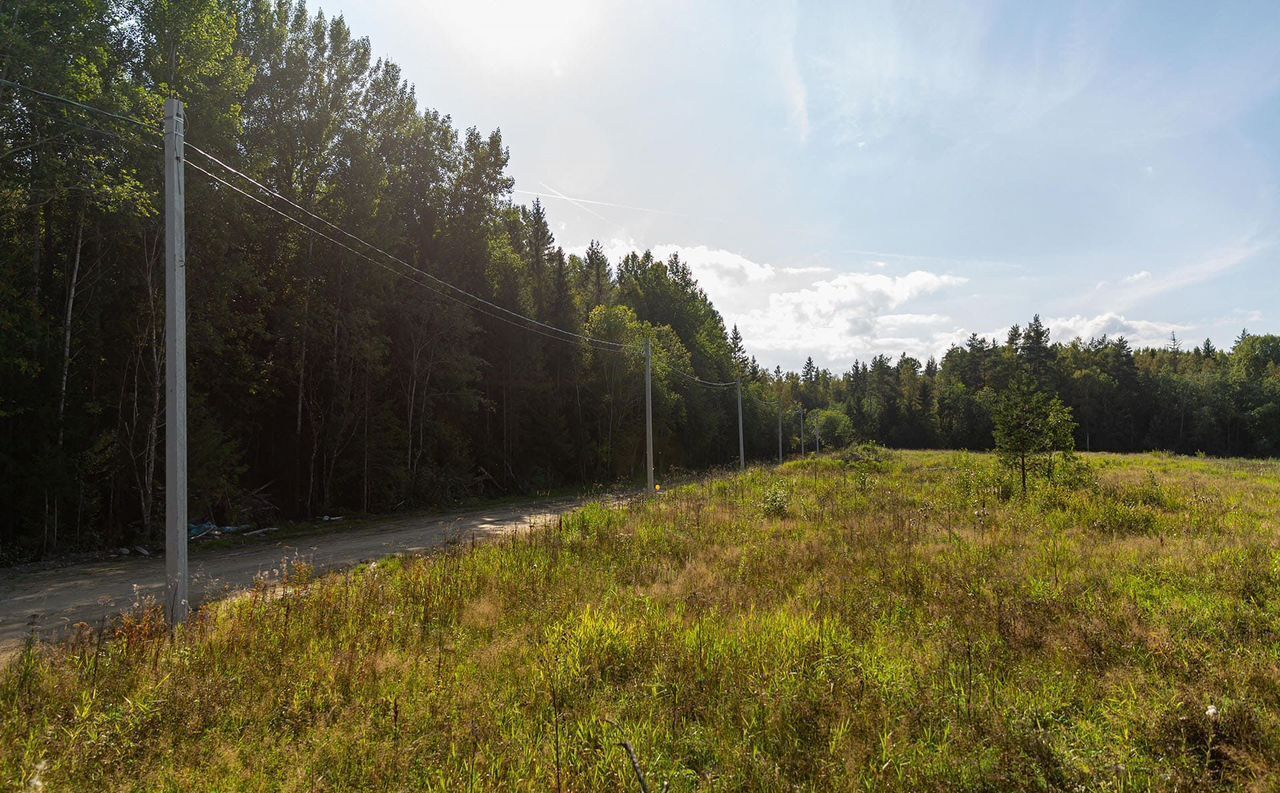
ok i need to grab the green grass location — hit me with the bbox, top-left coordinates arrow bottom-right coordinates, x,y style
4,450 -> 1280,791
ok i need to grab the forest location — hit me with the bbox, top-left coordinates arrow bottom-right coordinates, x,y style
3,0 -> 1279,560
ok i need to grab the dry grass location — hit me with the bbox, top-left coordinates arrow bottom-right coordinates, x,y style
3,450 -> 1279,791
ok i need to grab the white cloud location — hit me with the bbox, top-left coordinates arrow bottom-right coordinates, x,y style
572,240 -> 969,368
780,266 -> 831,275
572,234 -> 1266,370
877,313 -> 951,329
1096,269 -> 1152,290
590,240 -> 779,302
1041,313 -> 1188,348
658,244 -> 776,283
735,269 -> 968,367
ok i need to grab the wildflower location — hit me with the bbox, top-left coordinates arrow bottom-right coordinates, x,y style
1205,704 -> 1218,720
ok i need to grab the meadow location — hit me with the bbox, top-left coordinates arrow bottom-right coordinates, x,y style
3,449 -> 1279,791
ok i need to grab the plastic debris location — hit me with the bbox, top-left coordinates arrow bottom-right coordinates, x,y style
188,522 -> 253,540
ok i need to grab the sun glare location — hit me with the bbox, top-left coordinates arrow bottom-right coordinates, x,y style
424,0 -> 601,77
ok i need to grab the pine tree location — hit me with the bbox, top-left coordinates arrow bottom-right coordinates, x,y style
994,371 -> 1076,495
582,239 -> 612,308
1020,314 -> 1054,387
523,198 -> 555,316
729,324 -> 748,375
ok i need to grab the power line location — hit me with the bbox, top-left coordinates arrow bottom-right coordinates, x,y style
6,81 -> 756,392
0,77 -> 156,132
21,103 -> 161,152
0,78 -> 635,355
653,358 -> 738,388
185,158 -> 631,354
184,142 -> 632,352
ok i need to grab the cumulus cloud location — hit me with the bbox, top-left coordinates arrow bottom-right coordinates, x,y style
877,313 -> 952,329
574,240 -> 969,368
658,244 -> 776,283
571,239 -> 1249,368
774,271 -> 965,321
1039,313 -> 1189,348
780,266 -> 832,275
734,270 -> 968,367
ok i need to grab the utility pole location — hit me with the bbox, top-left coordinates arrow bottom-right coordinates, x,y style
736,378 -> 745,471
644,338 -> 654,492
776,392 -> 782,463
816,418 -> 822,454
163,97 -> 188,625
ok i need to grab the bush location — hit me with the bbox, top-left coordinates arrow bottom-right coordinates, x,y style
840,441 -> 891,468
759,484 -> 790,518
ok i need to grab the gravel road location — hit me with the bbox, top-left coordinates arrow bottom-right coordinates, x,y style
0,498 -> 590,659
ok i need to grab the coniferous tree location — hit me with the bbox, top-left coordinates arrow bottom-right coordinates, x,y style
994,371 -> 1076,495
1,1 -> 1278,559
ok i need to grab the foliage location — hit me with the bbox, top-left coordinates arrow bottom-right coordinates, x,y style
993,371 -> 1077,494
3,0 -> 1278,564
4,451 -> 1280,790
806,407 -> 854,450
757,482 -> 789,517
0,1 -> 771,558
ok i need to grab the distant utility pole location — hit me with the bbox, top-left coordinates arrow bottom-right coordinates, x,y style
816,419 -> 822,454
776,392 -> 782,463
163,97 -> 188,625
736,378 -> 745,471
644,338 -> 654,492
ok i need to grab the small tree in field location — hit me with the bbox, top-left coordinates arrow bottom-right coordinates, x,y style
994,372 -> 1077,495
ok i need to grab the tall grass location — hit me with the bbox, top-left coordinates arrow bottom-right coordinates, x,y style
3,450 -> 1279,790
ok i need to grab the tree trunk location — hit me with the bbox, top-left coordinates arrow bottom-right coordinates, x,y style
56,212 -> 86,448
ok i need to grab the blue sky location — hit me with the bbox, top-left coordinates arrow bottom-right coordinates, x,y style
319,0 -> 1279,371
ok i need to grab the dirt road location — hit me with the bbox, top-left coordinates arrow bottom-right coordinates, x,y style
0,498 -> 590,658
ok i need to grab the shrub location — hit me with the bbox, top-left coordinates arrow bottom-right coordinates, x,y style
759,483 -> 790,518
840,441 -> 891,468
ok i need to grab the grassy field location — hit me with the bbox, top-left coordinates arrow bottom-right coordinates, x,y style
4,450 -> 1280,791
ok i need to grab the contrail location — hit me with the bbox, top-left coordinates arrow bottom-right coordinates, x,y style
536,182 -> 619,229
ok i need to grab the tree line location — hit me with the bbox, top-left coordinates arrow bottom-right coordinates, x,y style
784,317 -> 1280,462
2,1 -> 1278,560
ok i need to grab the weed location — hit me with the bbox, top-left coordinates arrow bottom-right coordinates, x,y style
3,451 -> 1279,790
758,484 -> 790,519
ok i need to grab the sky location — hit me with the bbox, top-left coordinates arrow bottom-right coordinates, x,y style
319,0 -> 1280,372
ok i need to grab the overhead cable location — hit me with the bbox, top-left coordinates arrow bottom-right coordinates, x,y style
186,158 -> 629,353
185,142 -> 630,352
